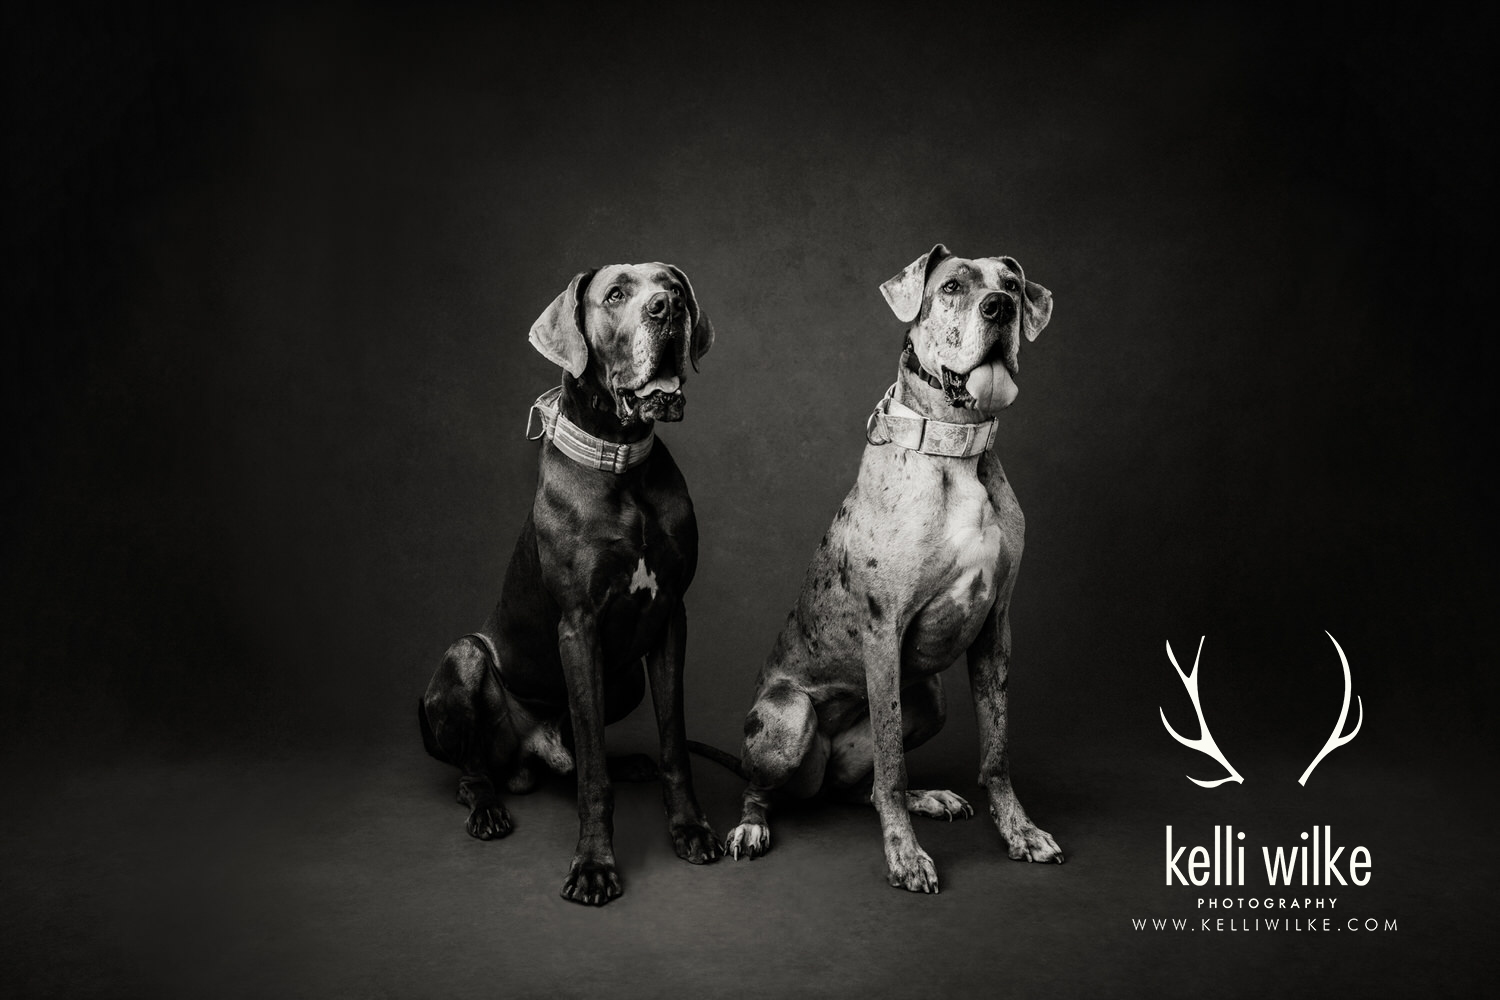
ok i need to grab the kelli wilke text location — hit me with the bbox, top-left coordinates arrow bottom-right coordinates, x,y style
1165,825 -> 1373,887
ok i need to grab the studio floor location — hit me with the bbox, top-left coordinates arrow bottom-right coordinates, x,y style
2,713 -> 1492,999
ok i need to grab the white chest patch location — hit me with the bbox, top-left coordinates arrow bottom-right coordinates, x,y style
948,520 -> 1002,589
630,557 -> 659,598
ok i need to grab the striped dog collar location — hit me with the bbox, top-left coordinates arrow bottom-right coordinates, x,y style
526,385 -> 655,473
865,383 -> 998,458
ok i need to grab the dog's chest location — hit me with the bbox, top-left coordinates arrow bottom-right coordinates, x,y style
905,476 -> 1004,665
594,501 -> 689,659
604,544 -> 671,600
942,513 -> 1003,595
627,556 -> 660,599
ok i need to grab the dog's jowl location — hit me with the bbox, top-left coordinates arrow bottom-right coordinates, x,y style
721,245 -> 1062,893
419,263 -> 721,906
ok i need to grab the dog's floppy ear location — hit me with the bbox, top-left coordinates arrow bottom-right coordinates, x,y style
995,256 -> 1053,342
689,311 -> 715,372
528,270 -> 595,377
879,243 -> 952,324
662,263 -> 715,372
1021,280 -> 1053,342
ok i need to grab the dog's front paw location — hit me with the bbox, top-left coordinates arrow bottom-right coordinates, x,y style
671,821 -> 723,865
885,839 -> 940,894
561,855 -> 622,906
465,801 -> 513,840
725,822 -> 771,860
1005,822 -> 1064,864
907,789 -> 974,821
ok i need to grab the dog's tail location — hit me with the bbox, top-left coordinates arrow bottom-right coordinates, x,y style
417,697 -> 451,764
686,740 -> 747,780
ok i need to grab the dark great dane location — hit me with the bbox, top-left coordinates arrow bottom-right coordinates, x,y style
419,263 -> 721,906
718,245 -> 1063,893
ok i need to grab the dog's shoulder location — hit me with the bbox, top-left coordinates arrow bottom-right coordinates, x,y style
977,451 -> 1024,547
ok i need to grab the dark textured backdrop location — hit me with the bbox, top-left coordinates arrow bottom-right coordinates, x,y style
4,3 -> 1496,997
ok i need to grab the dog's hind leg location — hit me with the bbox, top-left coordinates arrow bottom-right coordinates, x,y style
420,635 -> 521,840
825,675 -> 975,820
725,679 -> 822,860
507,713 -> 573,792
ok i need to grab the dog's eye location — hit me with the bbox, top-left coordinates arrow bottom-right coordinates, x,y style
604,288 -> 624,303
1003,278 -> 1020,293
940,280 -> 960,294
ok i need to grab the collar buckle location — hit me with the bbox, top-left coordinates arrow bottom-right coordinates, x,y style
866,395 -> 894,445
525,402 -> 549,441
601,442 -> 630,474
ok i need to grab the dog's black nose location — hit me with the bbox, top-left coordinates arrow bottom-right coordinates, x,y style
980,293 -> 1015,323
647,292 -> 671,318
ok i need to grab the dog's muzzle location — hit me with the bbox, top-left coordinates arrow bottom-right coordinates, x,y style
616,308 -> 690,422
904,293 -> 1022,409
938,365 -> 975,408
904,337 -> 1016,410
631,388 -> 685,422
619,372 -> 685,422
979,292 -> 1016,326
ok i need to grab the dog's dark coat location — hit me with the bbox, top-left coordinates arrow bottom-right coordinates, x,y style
420,263 -> 720,906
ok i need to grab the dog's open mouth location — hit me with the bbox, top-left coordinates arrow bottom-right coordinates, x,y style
619,374 -> 685,422
940,346 -> 1017,410
938,366 -> 977,408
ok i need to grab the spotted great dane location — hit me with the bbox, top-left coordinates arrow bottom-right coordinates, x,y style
419,263 -> 721,906
720,244 -> 1063,893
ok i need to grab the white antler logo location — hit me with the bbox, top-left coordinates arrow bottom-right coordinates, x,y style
1159,637 -> 1244,788
1297,631 -> 1363,786
1160,632 -> 1365,787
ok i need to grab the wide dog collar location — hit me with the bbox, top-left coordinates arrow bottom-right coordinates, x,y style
865,383 -> 998,458
526,385 -> 655,473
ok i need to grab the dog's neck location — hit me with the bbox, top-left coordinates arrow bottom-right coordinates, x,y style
894,353 -> 992,425
559,374 -> 654,445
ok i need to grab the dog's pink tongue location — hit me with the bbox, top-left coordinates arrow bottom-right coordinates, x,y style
965,360 -> 1018,412
633,375 -> 681,397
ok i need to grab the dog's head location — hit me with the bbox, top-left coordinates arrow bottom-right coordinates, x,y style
880,244 -> 1052,411
529,263 -> 714,426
